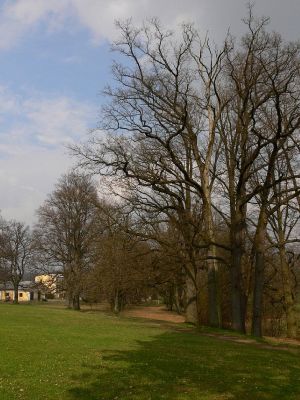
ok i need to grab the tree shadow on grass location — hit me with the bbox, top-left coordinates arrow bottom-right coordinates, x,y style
68,331 -> 300,400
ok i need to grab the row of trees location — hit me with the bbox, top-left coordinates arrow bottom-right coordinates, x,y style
72,10 -> 300,337
0,173 -> 155,311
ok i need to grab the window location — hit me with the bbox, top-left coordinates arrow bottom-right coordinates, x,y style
19,293 -> 23,298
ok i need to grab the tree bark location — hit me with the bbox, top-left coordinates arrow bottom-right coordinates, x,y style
13,285 -> 19,304
203,200 -> 220,327
112,289 -> 122,314
185,272 -> 199,324
230,209 -> 247,333
280,250 -> 297,338
252,218 -> 267,337
278,237 -> 297,338
72,294 -> 80,310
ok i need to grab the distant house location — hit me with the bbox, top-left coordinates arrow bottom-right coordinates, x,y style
34,274 -> 64,299
0,281 -> 39,302
0,274 -> 64,302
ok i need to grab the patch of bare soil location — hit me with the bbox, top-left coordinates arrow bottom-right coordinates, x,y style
122,305 -> 185,323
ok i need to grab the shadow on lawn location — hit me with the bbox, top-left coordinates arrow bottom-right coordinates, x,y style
68,331 -> 300,400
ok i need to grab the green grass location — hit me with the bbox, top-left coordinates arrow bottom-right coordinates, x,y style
0,303 -> 300,400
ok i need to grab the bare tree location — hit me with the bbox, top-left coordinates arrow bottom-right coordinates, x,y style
34,172 -> 99,310
84,200 -> 154,313
0,220 -> 33,304
72,19 -> 232,327
212,9 -> 300,335
73,10 -> 300,336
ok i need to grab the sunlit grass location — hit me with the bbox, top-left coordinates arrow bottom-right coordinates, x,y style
0,303 -> 300,400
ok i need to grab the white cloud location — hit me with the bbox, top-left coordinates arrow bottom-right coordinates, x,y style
0,87 -> 96,224
0,145 -> 72,225
0,87 -> 96,147
0,0 -> 67,49
0,0 -> 299,51
0,0 -> 206,49
24,96 -> 95,146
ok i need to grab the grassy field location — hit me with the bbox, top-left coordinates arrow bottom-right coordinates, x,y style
0,303 -> 300,400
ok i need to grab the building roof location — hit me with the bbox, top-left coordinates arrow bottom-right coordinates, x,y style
0,281 -> 35,291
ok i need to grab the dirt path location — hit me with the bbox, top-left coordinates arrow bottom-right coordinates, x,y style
121,305 -> 185,323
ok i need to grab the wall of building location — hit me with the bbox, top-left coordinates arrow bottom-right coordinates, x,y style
0,290 -> 31,302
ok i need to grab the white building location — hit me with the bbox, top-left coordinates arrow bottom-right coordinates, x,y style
0,281 -> 39,302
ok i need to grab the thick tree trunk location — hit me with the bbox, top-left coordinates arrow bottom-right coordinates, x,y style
199,120 -> 220,328
252,250 -> 264,336
206,230 -> 220,327
230,210 -> 247,333
252,222 -> 266,337
68,297 -> 72,308
203,198 -> 220,328
275,207 -> 298,338
207,262 -> 219,327
286,303 -> 297,339
185,273 -> 198,324
112,289 -> 123,314
13,285 -> 19,304
72,294 -> 80,310
174,285 -> 183,314
230,248 -> 245,333
67,290 -> 73,308
279,246 -> 297,338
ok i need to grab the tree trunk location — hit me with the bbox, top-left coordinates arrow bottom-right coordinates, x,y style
230,210 -> 247,333
286,302 -> 297,339
204,203 -> 220,328
207,262 -> 219,327
112,289 -> 122,314
67,290 -> 73,308
13,285 -> 19,304
185,273 -> 198,324
279,245 -> 297,338
230,248 -> 245,333
252,250 -> 264,336
199,129 -> 220,328
72,294 -> 80,310
274,206 -> 298,338
252,220 -> 266,337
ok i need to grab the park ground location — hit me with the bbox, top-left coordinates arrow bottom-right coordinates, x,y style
0,303 -> 300,400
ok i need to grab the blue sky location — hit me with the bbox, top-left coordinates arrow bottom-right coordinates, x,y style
0,0 -> 300,225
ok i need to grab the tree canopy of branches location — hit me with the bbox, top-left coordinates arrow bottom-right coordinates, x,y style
0,219 -> 34,304
85,201 -> 154,313
34,172 -> 99,310
73,9 -> 300,337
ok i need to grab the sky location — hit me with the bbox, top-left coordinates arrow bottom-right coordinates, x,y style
1,0 -> 300,225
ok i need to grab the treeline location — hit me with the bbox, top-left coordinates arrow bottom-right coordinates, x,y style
1,10 -> 300,338
34,173 -> 154,312
0,173 -> 172,313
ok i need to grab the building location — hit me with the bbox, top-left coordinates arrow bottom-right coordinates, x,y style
34,273 -> 64,299
0,274 -> 64,302
0,281 -> 39,302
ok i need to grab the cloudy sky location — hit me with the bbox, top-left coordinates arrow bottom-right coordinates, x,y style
0,0 -> 300,225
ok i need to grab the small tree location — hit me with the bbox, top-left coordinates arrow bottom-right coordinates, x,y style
0,220 -> 33,304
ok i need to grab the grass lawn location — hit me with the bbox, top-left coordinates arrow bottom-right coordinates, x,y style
0,303 -> 300,399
